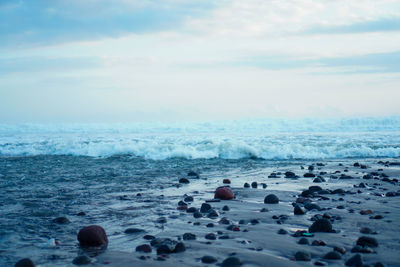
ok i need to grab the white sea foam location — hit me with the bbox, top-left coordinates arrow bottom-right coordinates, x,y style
0,117 -> 399,159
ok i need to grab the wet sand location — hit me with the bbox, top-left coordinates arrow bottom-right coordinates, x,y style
92,159 -> 400,267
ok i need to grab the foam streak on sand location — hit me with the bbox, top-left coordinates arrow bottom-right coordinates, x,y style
1,117 -> 400,159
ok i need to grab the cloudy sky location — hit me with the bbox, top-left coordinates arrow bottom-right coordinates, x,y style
1,0 -> 400,122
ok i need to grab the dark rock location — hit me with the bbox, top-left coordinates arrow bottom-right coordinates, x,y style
143,234 -> 155,240
356,236 -> 378,247
295,251 -> 311,261
207,209 -> 219,218
222,205 -> 230,211
264,194 -> 279,204
77,211 -> 86,216
178,200 -> 187,206
136,244 -> 152,253
354,162 -> 360,167
244,183 -> 250,188
179,178 -> 190,184
304,173 -> 315,177
214,187 -> 234,200
304,203 -> 321,211
53,216 -> 70,224
309,219 -> 332,233
360,227 -> 375,234
250,219 -> 259,225
334,246 -> 346,254
298,238 -> 309,244
223,179 -> 231,184
308,165 -> 314,171
346,254 -> 362,266
285,171 -> 297,178
323,251 -> 341,260
251,182 -> 258,188
186,207 -> 198,213
221,256 -> 242,266
294,205 -> 305,215
187,171 -> 199,177
374,262 -> 386,267
351,245 -> 374,253
205,233 -> 216,240
72,255 -> 91,265
332,188 -> 345,194
261,183 -> 267,188
173,242 -> 186,253
202,255 -> 217,264
309,186 -> 323,192
360,210 -> 373,215
200,203 -> 212,213
277,229 -> 288,235
77,225 -> 108,247
14,258 -> 35,267
156,217 -> 167,223
193,211 -> 202,218
260,208 -> 268,212
386,192 -> 396,197
206,223 -> 214,228
183,233 -> 196,240
219,217 -> 230,224
184,196 -> 194,202
313,177 -> 324,183
124,228 -> 145,234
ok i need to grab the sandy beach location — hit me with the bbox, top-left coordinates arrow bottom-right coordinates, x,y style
8,157 -> 399,266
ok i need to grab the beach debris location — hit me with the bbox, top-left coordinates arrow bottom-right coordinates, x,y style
77,225 -> 108,248
264,194 -> 279,204
214,187 -> 234,200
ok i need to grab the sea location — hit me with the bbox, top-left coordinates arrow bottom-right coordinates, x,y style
1,117 -> 399,266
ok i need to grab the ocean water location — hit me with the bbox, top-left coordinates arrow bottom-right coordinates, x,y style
1,117 -> 400,160
1,117 -> 400,266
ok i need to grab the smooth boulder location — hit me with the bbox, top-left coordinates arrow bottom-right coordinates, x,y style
214,187 -> 234,200
77,225 -> 108,247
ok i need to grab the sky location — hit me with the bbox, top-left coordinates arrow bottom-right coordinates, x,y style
1,0 -> 400,123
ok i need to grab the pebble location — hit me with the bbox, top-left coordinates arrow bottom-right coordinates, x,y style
53,216 -> 70,224
222,205 -> 230,211
184,196 -> 194,202
179,178 -> 190,184
200,203 -> 212,213
214,187 -> 235,200
277,229 -> 288,235
360,210 -> 373,215
251,182 -> 258,188
125,228 -> 145,234
223,179 -> 231,184
244,183 -> 250,188
14,258 -> 35,267
183,233 -> 196,240
207,209 -> 219,218
202,255 -> 218,264
298,237 -> 309,244
360,227 -> 375,234
77,225 -> 108,247
294,205 -> 305,215
136,244 -> 152,253
77,211 -> 86,216
356,236 -> 378,247
206,223 -> 214,228
72,255 -> 91,265
309,219 -> 332,233
264,194 -> 279,204
193,211 -> 202,218
304,173 -> 316,177
221,256 -> 242,266
295,251 -> 311,261
345,254 -> 363,266
205,233 -> 216,240
143,235 -> 155,240
156,217 -> 167,223
333,246 -> 346,254
187,171 -> 199,177
323,251 -> 341,260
